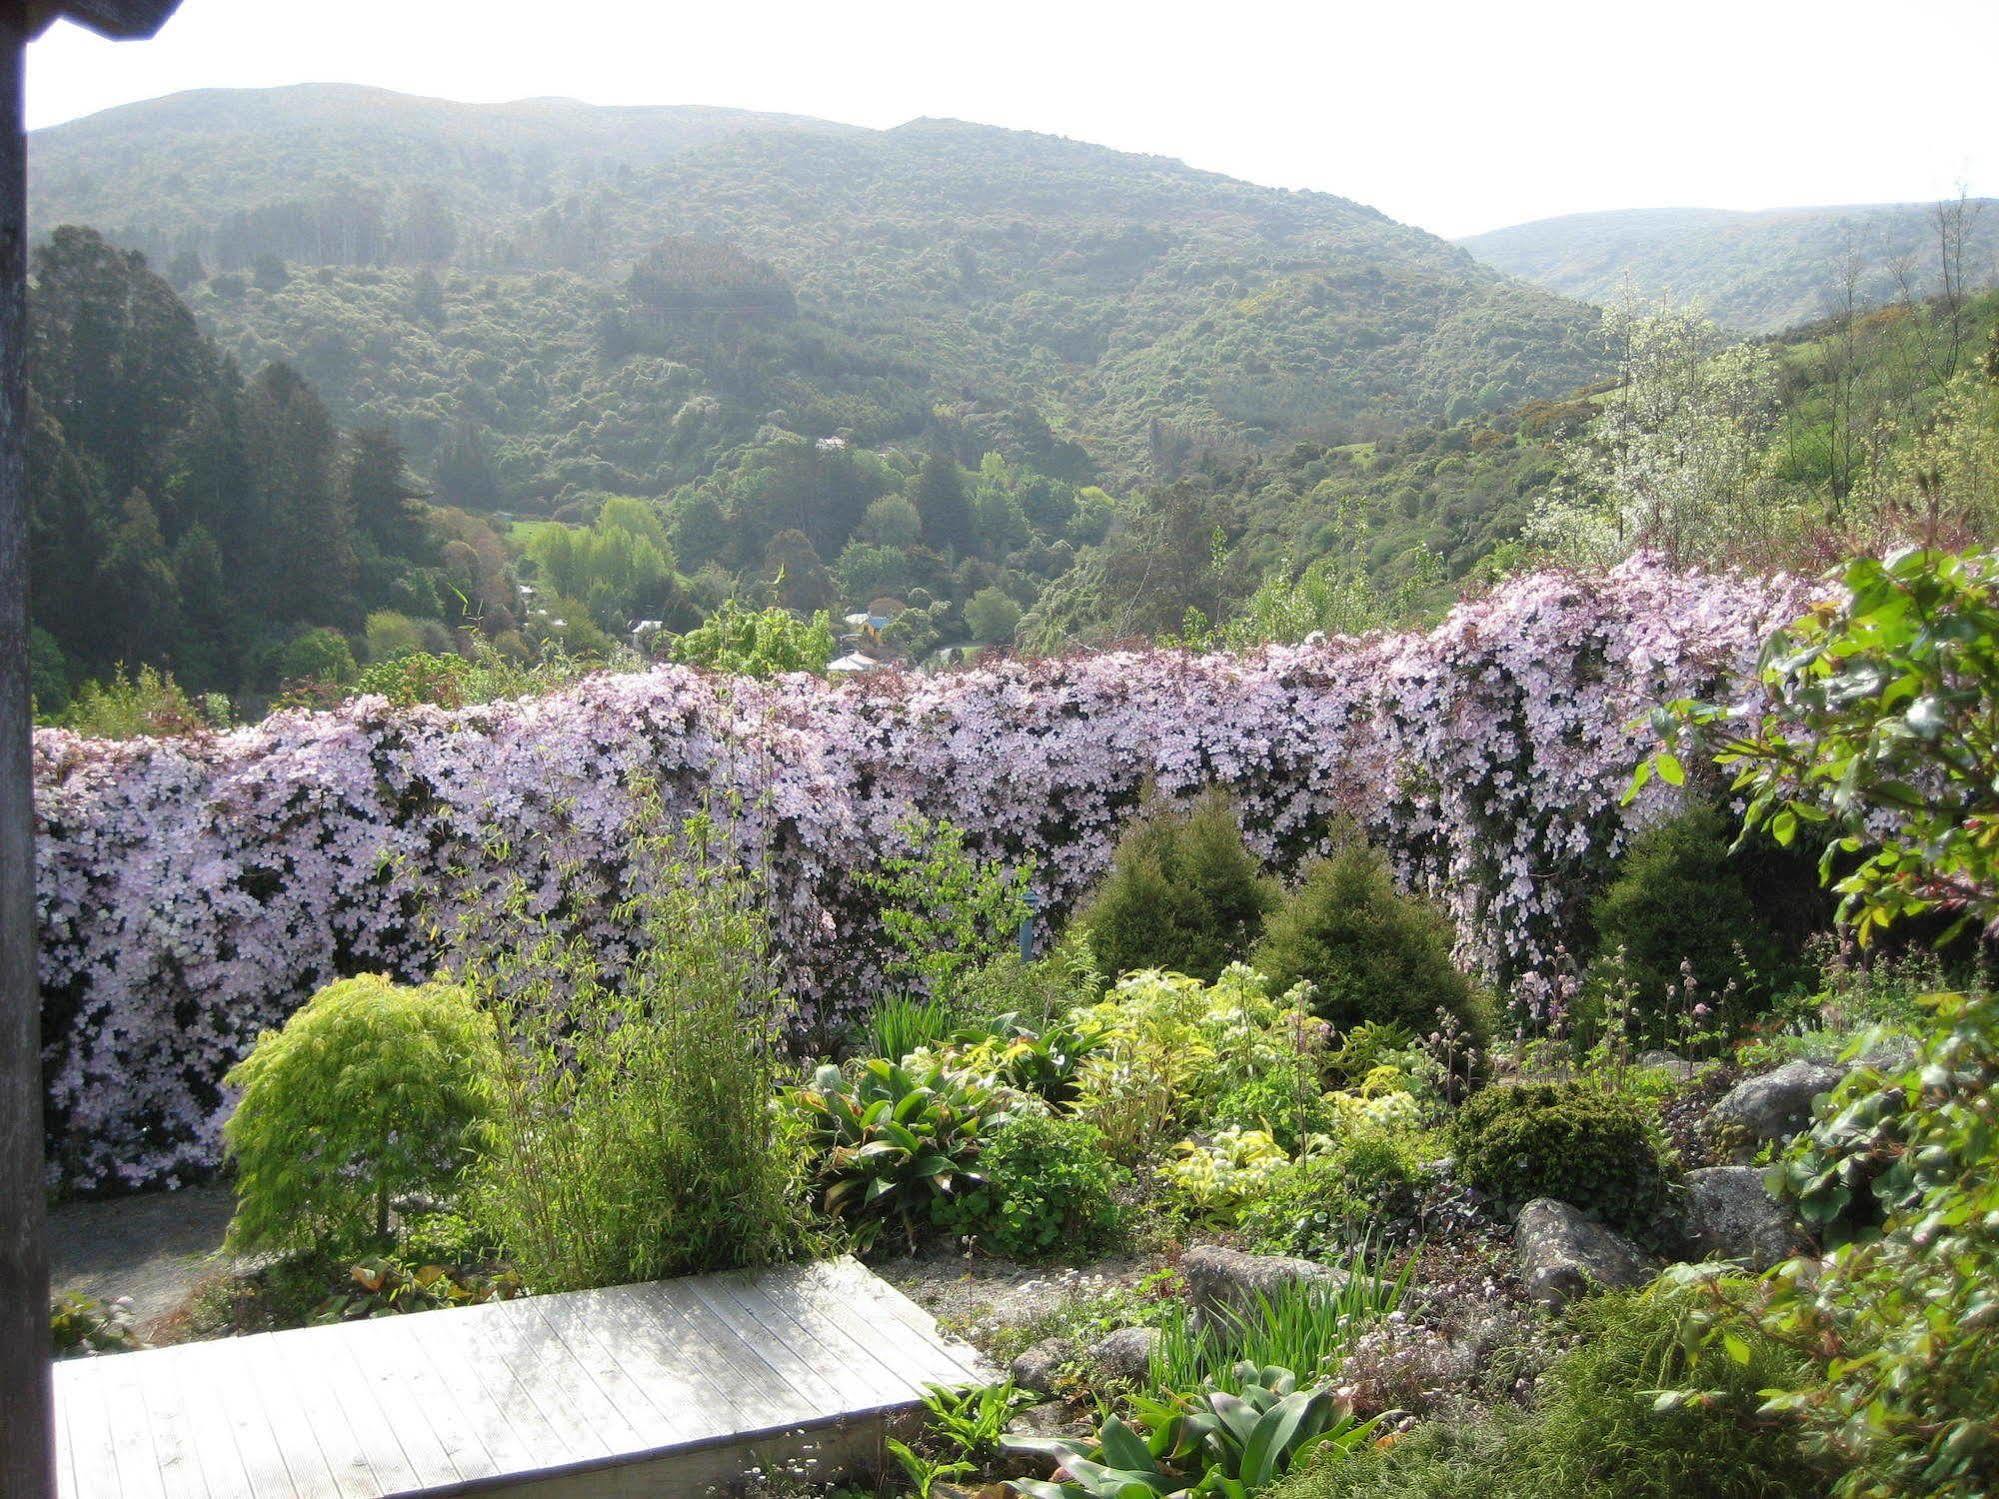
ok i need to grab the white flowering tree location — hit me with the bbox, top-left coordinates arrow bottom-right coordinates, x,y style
1534,296 -> 1783,568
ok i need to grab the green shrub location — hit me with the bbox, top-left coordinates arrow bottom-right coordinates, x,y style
863,994 -> 955,1062
1237,1131 -> 1425,1259
1449,1081 -> 1673,1239
1208,1053 -> 1340,1153
1253,843 -> 1483,1038
461,804 -> 808,1291
1715,988 -> 1999,1495
1588,803 -> 1790,1040
1072,789 -> 1278,983
223,974 -> 498,1257
862,815 -> 1033,1008
1148,1261 -> 1409,1394
784,1057 -> 998,1242
1272,1286 -> 1821,1499
947,1112 -> 1126,1260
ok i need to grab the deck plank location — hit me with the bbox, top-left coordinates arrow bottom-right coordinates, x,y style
56,1256 -> 998,1499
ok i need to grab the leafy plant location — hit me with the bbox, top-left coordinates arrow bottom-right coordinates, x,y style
863,815 -> 1034,1005
1236,1133 -> 1426,1260
1252,843 -> 1484,1040
949,1112 -> 1128,1260
1009,1363 -> 1381,1498
784,1057 -> 999,1240
666,596 -> 836,677
223,973 -> 498,1257
886,1437 -> 975,1499
920,1380 -> 1038,1464
1449,1080 -> 1675,1239
312,1254 -> 524,1322
1160,1128 -> 1299,1219
50,1293 -> 142,1357
1638,547 -> 1999,945
1072,790 -> 1279,984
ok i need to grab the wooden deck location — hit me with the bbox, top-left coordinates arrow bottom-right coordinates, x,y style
53,1255 -> 995,1498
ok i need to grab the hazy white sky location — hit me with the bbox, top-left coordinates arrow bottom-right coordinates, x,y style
24,0 -> 1997,239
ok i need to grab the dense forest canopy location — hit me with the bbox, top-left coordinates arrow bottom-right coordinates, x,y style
27,84 -> 1606,497
1460,199 -> 1999,333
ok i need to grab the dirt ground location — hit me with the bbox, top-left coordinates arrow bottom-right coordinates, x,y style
46,1184 -> 237,1334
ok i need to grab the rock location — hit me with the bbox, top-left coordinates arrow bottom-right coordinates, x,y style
1180,1244 -> 1348,1326
1635,1049 -> 1694,1081
1683,1166 -> 1802,1269
1085,1324 -> 1160,1383
1007,1336 -> 1073,1395
1513,1198 -> 1654,1307
1707,1060 -> 1845,1153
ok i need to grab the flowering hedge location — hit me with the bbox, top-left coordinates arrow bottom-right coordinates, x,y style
34,557 -> 1801,1190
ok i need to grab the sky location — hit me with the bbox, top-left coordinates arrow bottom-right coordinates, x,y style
23,0 -> 1998,239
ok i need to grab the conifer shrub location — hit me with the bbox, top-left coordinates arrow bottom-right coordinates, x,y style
1252,843 -> 1483,1038
1448,1080 -> 1673,1239
223,973 -> 498,1257
1071,790 -> 1278,982
1588,802 -> 1790,1039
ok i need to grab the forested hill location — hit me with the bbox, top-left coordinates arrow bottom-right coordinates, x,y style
27,84 -> 1602,498
1460,201 -> 1999,333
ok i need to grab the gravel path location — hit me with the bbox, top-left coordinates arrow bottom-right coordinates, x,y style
875,1247 -> 1158,1349
47,1185 -> 237,1332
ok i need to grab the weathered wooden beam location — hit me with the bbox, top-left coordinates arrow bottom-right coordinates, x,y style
0,12 -> 52,1494
24,0 -> 180,40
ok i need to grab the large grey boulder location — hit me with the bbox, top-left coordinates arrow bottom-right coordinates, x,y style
1853,1034 -> 1919,1076
1008,1336 -> 1073,1395
1514,1198 -> 1654,1307
1684,1166 -> 1802,1270
1636,1049 -> 1694,1081
1180,1244 -> 1347,1326
1086,1325 -> 1160,1383
1708,1060 -> 1845,1153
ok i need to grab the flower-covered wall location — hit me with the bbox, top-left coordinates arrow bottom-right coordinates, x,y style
33,557 -> 1803,1190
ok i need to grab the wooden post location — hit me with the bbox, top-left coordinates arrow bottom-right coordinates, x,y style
1,7 -> 178,1491
0,11 -> 49,1496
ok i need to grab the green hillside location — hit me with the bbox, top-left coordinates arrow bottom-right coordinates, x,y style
1459,201 -> 1999,333
28,85 -> 1603,499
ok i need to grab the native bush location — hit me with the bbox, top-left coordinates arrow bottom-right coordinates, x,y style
35,558 -> 1798,1189
1237,1129 -> 1426,1259
1449,1081 -> 1674,1238
944,1112 -> 1127,1260
1071,789 -> 1278,983
223,973 -> 497,1257
1208,1052 -> 1341,1153
1254,843 -> 1485,1038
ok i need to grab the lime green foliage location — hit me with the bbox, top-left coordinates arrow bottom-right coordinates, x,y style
223,974 -> 498,1256
1253,843 -> 1482,1038
1588,804 -> 1791,1037
1209,1054 -> 1341,1154
864,995 -> 956,1064
1073,791 -> 1279,984
1237,1131 -> 1426,1261
55,663 -> 225,738
1273,1285 -> 1820,1499
1449,1081 -> 1674,1238
1011,1362 -> 1383,1498
1703,990 -> 1999,1494
783,1058 -> 1002,1241
666,596 -> 835,677
1066,966 -> 1308,1164
1160,1128 -> 1298,1219
947,1113 -> 1127,1261
863,815 -> 1033,1007
1149,1266 -> 1410,1397
1640,548 -> 1999,946
458,807 -> 806,1291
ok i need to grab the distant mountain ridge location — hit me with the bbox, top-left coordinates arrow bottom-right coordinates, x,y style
1459,201 -> 1999,333
28,84 -> 1604,496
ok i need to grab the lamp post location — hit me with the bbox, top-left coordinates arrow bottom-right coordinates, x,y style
1,5 -> 180,1492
